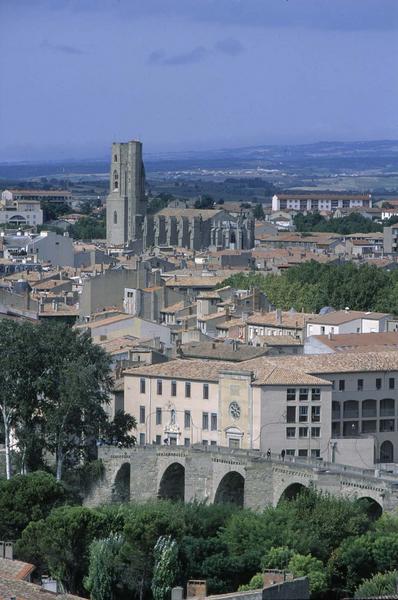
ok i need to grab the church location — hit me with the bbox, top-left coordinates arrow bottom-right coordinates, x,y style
106,140 -> 254,251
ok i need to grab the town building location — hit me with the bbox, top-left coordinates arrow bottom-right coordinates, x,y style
1,189 -> 72,205
305,332 -> 398,354
271,193 -> 372,213
0,191 -> 43,226
246,310 -> 314,341
305,310 -> 391,338
123,351 -> 398,467
105,140 -> 254,251
106,140 -> 147,245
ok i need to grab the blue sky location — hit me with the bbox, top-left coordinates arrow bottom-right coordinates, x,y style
1,0 -> 397,161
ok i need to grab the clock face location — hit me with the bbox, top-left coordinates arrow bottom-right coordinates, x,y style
229,401 -> 241,420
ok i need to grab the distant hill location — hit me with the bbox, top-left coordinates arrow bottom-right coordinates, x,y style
1,139 -> 398,180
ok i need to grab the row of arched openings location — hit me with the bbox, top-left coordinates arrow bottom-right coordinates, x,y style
112,462 -> 383,518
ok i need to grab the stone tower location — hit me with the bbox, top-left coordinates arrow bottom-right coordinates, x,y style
106,140 -> 146,245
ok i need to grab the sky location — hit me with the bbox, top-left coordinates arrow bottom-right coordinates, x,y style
1,0 -> 398,161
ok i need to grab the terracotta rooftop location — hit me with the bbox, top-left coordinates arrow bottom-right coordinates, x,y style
164,275 -> 226,288
158,208 -> 223,219
312,332 -> 398,352
0,575 -> 83,599
275,193 -> 370,200
247,311 -> 315,329
179,341 -> 268,362
75,313 -> 133,330
307,310 -> 391,326
0,557 -> 35,581
160,301 -> 186,314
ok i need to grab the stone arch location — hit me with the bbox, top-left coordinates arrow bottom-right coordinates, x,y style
362,399 -> 377,418
158,462 -> 185,501
356,496 -> 383,520
380,398 -> 395,417
214,471 -> 245,507
380,440 -> 394,463
278,482 -> 307,503
112,462 -> 131,503
343,400 -> 359,419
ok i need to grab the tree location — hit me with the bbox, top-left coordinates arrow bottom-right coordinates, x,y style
16,506 -> 110,595
253,204 -> 265,220
238,573 -> 263,591
0,320 -> 44,478
262,546 -> 294,570
0,471 -> 69,540
102,410 -> 137,447
84,534 -> 123,600
194,195 -> 214,209
355,571 -> 398,598
151,536 -> 179,600
37,323 -> 113,480
288,553 -> 328,598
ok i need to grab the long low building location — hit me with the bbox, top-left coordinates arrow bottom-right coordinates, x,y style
123,351 -> 398,468
272,192 -> 372,212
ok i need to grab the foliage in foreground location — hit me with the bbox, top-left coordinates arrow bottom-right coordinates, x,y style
14,488 -> 391,599
354,570 -> 398,598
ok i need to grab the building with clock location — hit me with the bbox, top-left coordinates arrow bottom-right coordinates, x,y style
122,351 -> 398,468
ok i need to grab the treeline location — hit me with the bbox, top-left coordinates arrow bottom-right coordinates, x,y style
3,478 -> 397,599
293,212 -> 398,235
220,262 -> 398,314
0,320 -> 135,481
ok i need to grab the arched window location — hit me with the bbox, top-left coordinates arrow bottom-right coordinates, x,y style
380,440 -> 394,463
114,154 -> 118,162
113,211 -> 117,225
343,400 -> 359,419
113,170 -> 119,190
362,399 -> 377,418
380,398 -> 395,417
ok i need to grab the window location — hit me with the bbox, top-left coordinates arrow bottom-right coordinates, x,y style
157,379 -> 162,395
286,449 -> 295,456
389,378 -> 395,390
113,210 -> 117,224
211,413 -> 218,431
311,388 -> 321,401
139,433 -> 145,445
298,449 -> 308,457
184,438 -> 190,447
286,427 -> 296,438
311,427 -> 320,438
311,449 -> 320,458
210,440 -> 217,446
362,399 -> 377,418
140,378 -> 146,394
299,388 -> 309,401
171,380 -> 177,396
376,378 -> 382,390
203,384 -> 209,400
202,440 -> 208,446
380,419 -> 395,432
229,438 -> 240,449
155,435 -> 161,445
343,421 -> 359,436
344,400 -> 359,419
286,406 -> 296,423
362,420 -> 377,433
299,406 -> 308,422
114,154 -> 117,162
380,398 -> 395,417
299,427 -> 308,438
156,408 -> 162,425
331,380 -> 335,390
287,388 -> 296,401
202,412 -> 209,430
311,406 -> 321,422
357,379 -> 364,391
339,380 -> 345,391
332,422 -> 340,436
184,410 -> 191,428
185,382 -> 191,398
139,405 -> 145,424
332,401 -> 340,419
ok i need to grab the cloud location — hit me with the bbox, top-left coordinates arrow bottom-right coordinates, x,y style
215,38 -> 245,56
148,46 -> 207,66
40,39 -> 86,55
